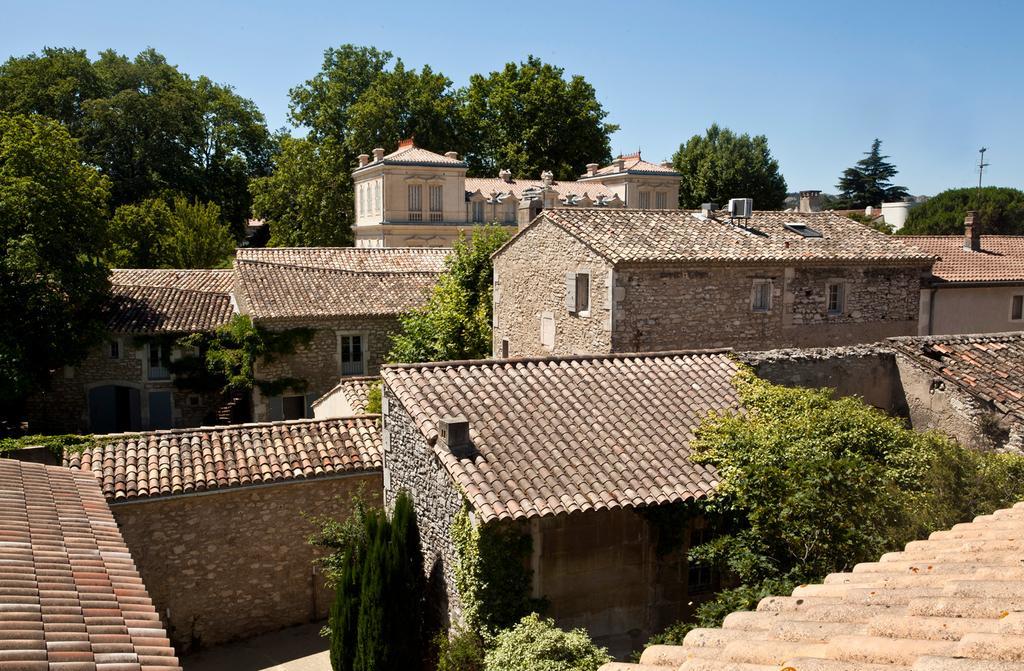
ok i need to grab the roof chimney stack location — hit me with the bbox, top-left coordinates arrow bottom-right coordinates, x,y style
445,151 -> 459,160
438,415 -> 473,458
798,190 -> 822,213
541,170 -> 554,187
700,202 -> 718,218
964,210 -> 981,252
357,153 -> 369,167
585,163 -> 599,176
372,147 -> 385,162
499,168 -> 513,183
614,157 -> 625,172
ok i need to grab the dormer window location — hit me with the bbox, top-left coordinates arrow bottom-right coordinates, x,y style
784,222 -> 823,238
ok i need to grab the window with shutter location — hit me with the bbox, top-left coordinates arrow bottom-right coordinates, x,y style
655,191 -> 667,209
751,280 -> 772,312
639,191 -> 651,209
575,273 -> 590,313
540,313 -> 555,349
408,185 -> 422,221
827,282 -> 845,315
564,272 -> 577,311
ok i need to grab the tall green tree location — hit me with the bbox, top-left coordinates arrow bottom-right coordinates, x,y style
672,124 -> 788,209
0,114 -> 111,404
0,47 -> 272,234
387,226 -> 510,364
835,138 -> 909,208
250,136 -> 353,246
461,56 -> 617,180
105,198 -> 174,267
900,186 -> 1024,235
159,197 -> 235,269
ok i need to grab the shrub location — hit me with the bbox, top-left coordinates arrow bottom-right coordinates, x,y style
483,614 -> 610,671
435,627 -> 486,671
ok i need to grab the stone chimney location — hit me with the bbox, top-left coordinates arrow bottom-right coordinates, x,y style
614,158 -> 625,172
964,210 -> 981,251
518,197 -> 543,230
798,190 -> 822,213
357,153 -> 370,167
541,170 -> 554,187
585,163 -> 599,176
438,415 -> 473,458
499,168 -> 513,183
372,147 -> 385,162
445,151 -> 459,160
700,202 -> 718,218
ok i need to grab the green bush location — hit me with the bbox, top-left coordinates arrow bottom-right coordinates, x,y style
643,368 -> 1024,648
435,627 -> 486,671
0,434 -> 95,460
483,614 -> 610,671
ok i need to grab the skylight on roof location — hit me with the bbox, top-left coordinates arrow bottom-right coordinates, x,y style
783,223 -> 823,238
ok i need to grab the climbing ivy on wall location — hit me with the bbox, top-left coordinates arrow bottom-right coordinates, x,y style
171,314 -> 314,395
451,500 -> 544,637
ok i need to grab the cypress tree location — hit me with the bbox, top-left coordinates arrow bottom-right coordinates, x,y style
385,491 -> 425,669
330,550 -> 361,671
354,512 -> 388,671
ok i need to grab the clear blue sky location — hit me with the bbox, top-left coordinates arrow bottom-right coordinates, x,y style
2,0 -> 1021,196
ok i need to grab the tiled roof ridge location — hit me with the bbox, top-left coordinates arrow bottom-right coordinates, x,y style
235,257 -> 444,276
382,348 -> 734,372
111,283 -> 233,298
609,500 -> 1024,671
237,246 -> 450,253
90,414 -> 381,441
889,331 -> 1024,346
898,234 -> 1024,239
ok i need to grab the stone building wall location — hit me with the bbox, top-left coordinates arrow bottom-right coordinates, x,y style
492,221 -> 613,357
612,263 -> 922,352
25,338 -> 219,434
111,472 -> 381,652
252,316 -> 402,422
381,383 -> 466,629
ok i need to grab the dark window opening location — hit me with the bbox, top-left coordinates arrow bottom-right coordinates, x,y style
282,395 -> 306,420
784,222 -> 823,238
1012,295 -> 1023,321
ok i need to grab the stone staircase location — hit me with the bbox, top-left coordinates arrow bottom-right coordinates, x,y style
602,502 -> 1024,671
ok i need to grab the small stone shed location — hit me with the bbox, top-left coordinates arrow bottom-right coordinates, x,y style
380,350 -> 741,657
491,208 -> 935,357
65,416 -> 382,652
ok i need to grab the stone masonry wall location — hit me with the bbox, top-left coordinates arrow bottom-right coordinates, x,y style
381,383 -> 465,629
252,316 -> 401,421
612,264 -> 922,352
111,472 -> 381,652
493,220 -> 613,357
25,338 -> 220,433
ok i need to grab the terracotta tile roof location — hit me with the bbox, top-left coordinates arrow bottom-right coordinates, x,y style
0,459 -> 181,669
353,142 -> 467,171
381,350 -> 737,523
516,209 -> 936,266
234,248 -> 446,320
607,500 -> 1024,671
898,235 -> 1024,283
105,269 -> 236,334
65,417 -> 381,502
582,152 -> 679,178
465,177 -> 616,202
312,376 -> 378,415
889,332 -> 1024,423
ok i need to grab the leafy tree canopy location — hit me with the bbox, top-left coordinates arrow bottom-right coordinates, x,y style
900,186 -> 1024,235
0,114 -> 111,403
106,196 -> 235,268
0,47 -> 273,234
387,226 -> 510,364
461,56 -> 617,180
250,136 -> 353,247
672,124 -> 787,209
835,138 -> 909,209
646,369 -> 1024,647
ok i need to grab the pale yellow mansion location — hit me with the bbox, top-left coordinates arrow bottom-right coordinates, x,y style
351,139 -> 681,247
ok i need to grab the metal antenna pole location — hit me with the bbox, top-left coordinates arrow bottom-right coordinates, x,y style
977,147 -> 989,191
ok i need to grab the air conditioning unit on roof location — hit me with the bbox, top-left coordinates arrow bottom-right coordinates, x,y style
728,198 -> 753,219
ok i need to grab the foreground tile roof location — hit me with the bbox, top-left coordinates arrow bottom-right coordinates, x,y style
381,351 -> 737,523
234,248 -> 447,320
465,176 -> 616,202
582,151 -> 679,178
606,501 -> 1024,671
105,268 -> 236,334
65,417 -> 381,501
899,235 -> 1024,283
312,376 -> 378,416
889,332 -> 1024,423
519,209 -> 936,266
0,459 -> 181,669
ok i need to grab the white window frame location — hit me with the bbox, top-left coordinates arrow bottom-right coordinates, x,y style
374,181 -> 381,213
472,200 -> 485,223
147,342 -> 170,380
826,282 -> 846,316
338,332 -> 368,377
751,279 -> 772,312
1011,295 -> 1024,321
575,272 -> 591,316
